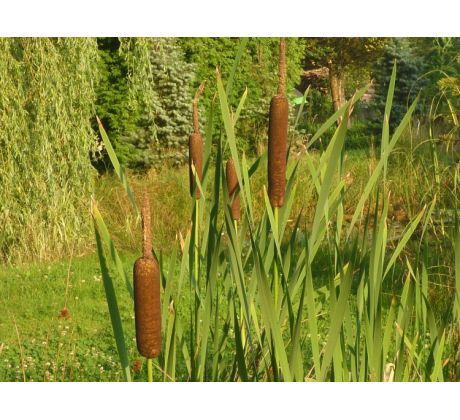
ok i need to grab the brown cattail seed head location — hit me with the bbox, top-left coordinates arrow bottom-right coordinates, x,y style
226,159 -> 240,221
133,192 -> 161,358
133,256 -> 161,358
268,37 -> 288,208
189,81 -> 206,199
189,132 -> 203,198
268,94 -> 288,208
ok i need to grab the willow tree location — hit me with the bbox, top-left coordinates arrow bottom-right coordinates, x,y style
0,38 -> 99,263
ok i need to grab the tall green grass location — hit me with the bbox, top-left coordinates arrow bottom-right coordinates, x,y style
93,54 -> 460,381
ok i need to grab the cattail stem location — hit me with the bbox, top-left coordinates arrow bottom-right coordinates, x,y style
234,219 -> 245,348
194,199 -> 200,290
278,38 -> 286,96
273,206 -> 280,310
142,192 -> 153,259
193,81 -> 206,134
194,198 -> 200,355
147,358 -> 153,382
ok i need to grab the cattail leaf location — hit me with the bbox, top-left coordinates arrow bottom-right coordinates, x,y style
225,37 -> 249,101
224,206 -> 251,335
163,301 -> 177,382
177,227 -> 192,301
175,316 -> 192,377
383,206 -> 426,278
279,161 -> 299,240
455,214 -> 460,320
430,331 -> 446,382
97,117 -> 139,215
304,238 -> 321,377
241,153 -> 255,223
161,249 -> 178,331
318,264 -> 353,381
249,225 -> 292,381
289,259 -> 307,381
233,301 -> 249,381
197,281 -> 213,381
310,181 -> 345,262
93,215 -> 131,382
346,96 -> 419,239
304,150 -> 321,195
263,187 -> 282,261
191,162 -> 205,201
310,109 -> 349,251
234,87 -> 248,126
382,296 -> 397,369
92,202 -> 133,299
382,62 -> 397,182
217,71 -> 244,197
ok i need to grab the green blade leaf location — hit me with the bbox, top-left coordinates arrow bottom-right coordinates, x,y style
93,213 -> 131,382
384,206 -> 426,278
97,117 -> 139,214
346,96 -> 419,238
318,263 -> 353,381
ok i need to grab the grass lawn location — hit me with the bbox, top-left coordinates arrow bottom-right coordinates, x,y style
0,253 -> 144,381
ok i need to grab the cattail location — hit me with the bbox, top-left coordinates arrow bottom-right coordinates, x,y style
189,81 -> 206,199
133,192 -> 161,359
226,159 -> 240,221
268,37 -> 288,208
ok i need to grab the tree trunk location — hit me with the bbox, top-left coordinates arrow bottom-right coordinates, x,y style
329,64 -> 346,123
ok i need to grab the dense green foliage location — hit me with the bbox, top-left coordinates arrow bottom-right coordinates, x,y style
179,37 -> 306,148
0,38 -> 99,263
94,38 -> 195,170
148,38 -> 195,168
94,38 -> 158,171
370,38 -> 426,130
